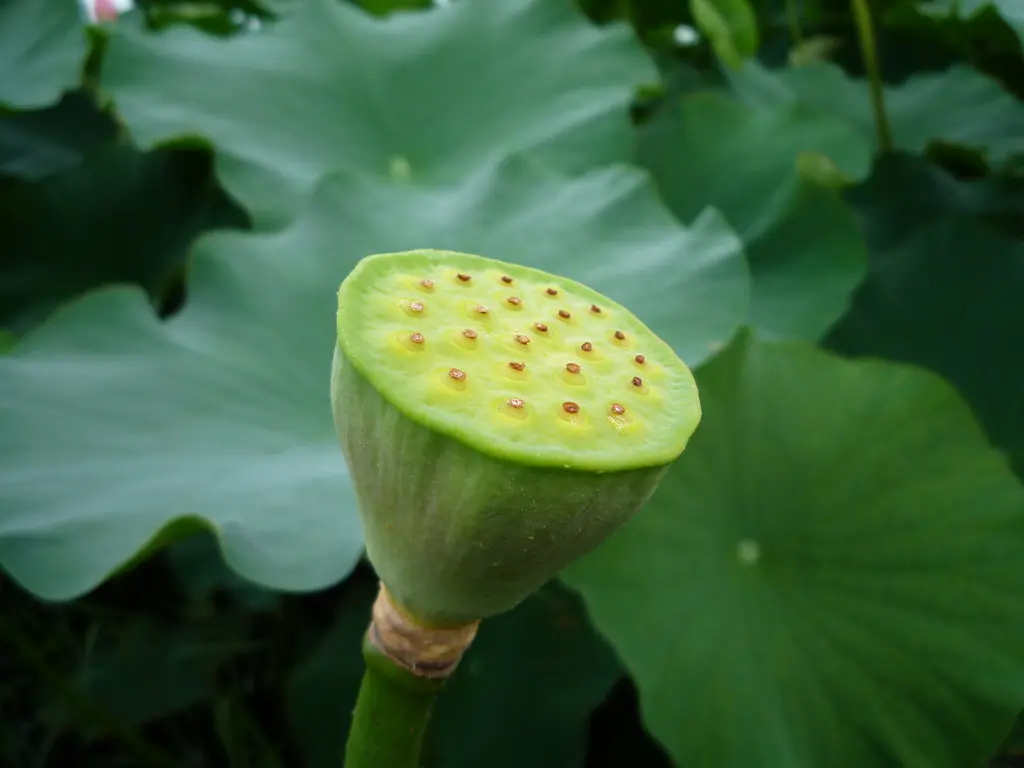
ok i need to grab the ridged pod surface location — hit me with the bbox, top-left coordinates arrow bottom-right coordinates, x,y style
332,250 -> 701,625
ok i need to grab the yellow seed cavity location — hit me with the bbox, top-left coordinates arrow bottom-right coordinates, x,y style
410,333 -> 425,344
450,368 -> 467,381
457,273 -> 472,282
515,334 -> 531,346
562,401 -> 580,414
501,396 -> 529,421
566,362 -> 581,374
534,322 -> 548,333
506,296 -> 522,307
558,310 -> 571,320
581,342 -> 593,352
508,361 -> 526,371
546,288 -> 559,296
462,329 -> 478,339
419,279 -> 434,290
501,275 -> 514,284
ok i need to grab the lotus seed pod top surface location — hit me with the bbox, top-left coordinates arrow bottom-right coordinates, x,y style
336,250 -> 701,472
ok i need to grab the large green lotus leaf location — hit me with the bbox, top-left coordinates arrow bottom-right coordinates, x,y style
44,614 -> 248,739
638,91 -> 869,341
0,0 -> 87,109
918,0 -> 1024,49
0,91 -> 117,179
563,331 -> 1024,768
829,153 -> 1024,479
0,144 -> 246,335
101,0 -> 657,226
0,158 -> 748,600
288,568 -> 620,768
728,60 -> 1024,167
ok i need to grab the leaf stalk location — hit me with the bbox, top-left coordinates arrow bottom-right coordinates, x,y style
850,0 -> 893,152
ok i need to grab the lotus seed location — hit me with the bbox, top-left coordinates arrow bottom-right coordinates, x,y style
449,368 -> 467,381
558,310 -> 570,319
614,330 -> 626,340
546,288 -> 558,296
534,322 -> 548,332
410,301 -> 424,313
508,397 -> 524,408
581,342 -> 593,352
475,305 -> 490,314
632,376 -> 643,387
462,329 -> 478,339
515,334 -> 531,345
508,361 -> 526,371
501,275 -> 513,284
420,279 -> 434,289
635,354 -> 645,364
590,304 -> 601,314
611,403 -> 625,415
410,333 -> 425,344
507,297 -> 522,306
457,273 -> 472,282
562,401 -> 580,414
565,362 -> 581,374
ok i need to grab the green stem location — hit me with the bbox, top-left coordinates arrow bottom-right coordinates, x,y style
343,636 -> 445,768
785,0 -> 804,45
850,0 -> 893,152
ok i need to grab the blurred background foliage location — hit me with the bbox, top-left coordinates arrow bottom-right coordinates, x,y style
1,0 -> 1024,766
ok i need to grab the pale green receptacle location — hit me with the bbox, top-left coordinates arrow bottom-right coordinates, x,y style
332,249 -> 702,625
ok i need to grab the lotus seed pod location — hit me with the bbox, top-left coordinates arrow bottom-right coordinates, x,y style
332,249 -> 701,625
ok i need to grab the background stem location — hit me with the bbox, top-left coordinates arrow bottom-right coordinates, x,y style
343,636 -> 445,768
0,614 -> 179,768
850,0 -> 893,152
785,0 -> 804,45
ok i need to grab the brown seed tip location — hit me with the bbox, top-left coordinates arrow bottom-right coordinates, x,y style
614,330 -> 626,340
565,362 -> 581,374
449,368 -> 467,381
457,273 -> 471,282
507,296 -> 522,306
410,301 -> 424,312
409,333 -> 425,344
632,376 -> 643,387
634,354 -> 645,364
420,279 -> 434,289
514,334 -> 531,345
562,401 -> 580,414
590,304 -> 602,314
508,361 -> 526,371
546,288 -> 558,296
501,275 -> 514,284
475,304 -> 490,314
581,342 -> 593,352
611,403 -> 625,415
558,309 -> 571,319
508,397 -> 525,409
462,329 -> 478,339
534,322 -> 548,332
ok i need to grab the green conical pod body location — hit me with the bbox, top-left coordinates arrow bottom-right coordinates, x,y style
332,250 -> 701,626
